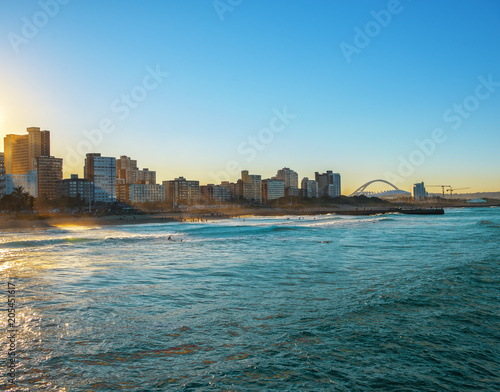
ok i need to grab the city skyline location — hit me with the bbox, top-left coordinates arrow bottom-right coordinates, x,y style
1,1 -> 500,194
1,126 -> 345,203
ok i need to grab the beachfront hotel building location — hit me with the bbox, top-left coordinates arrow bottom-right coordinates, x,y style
220,181 -> 237,199
163,177 -> 200,207
301,177 -> 319,198
116,155 -> 159,204
116,155 -> 156,185
127,184 -> 165,204
275,167 -> 299,197
275,167 -> 298,188
0,153 -> 5,197
239,170 -> 262,202
201,184 -> 232,203
262,179 -> 285,201
4,127 -> 50,174
2,127 -> 63,198
315,170 -> 341,197
35,156 -> 63,200
57,174 -> 94,203
84,153 -> 116,203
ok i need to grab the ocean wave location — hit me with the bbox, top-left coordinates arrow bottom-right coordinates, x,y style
1,237 -> 98,249
179,224 -> 309,239
376,217 -> 397,221
0,232 -> 179,249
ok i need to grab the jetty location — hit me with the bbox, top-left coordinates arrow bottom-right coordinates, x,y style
333,207 -> 444,216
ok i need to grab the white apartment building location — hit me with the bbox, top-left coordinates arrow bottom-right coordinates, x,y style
84,153 -> 116,203
5,170 -> 38,197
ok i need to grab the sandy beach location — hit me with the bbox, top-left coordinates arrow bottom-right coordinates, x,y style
0,212 -> 225,231
0,207 -> 342,231
1,202 -> 498,231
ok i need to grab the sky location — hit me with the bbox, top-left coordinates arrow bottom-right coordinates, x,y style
1,0 -> 499,194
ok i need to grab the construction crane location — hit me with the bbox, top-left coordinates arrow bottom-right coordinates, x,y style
427,185 -> 451,198
446,187 -> 471,199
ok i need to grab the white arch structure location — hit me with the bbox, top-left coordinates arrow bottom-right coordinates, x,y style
349,179 -> 401,197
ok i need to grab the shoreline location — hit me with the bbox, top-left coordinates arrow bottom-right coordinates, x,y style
1,205 -> 498,231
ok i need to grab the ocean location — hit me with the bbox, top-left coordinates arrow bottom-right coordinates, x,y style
1,207 -> 499,391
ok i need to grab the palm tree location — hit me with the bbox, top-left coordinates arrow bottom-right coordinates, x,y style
11,186 -> 34,213
12,186 -> 25,199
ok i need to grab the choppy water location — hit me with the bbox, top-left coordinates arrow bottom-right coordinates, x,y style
1,208 -> 499,391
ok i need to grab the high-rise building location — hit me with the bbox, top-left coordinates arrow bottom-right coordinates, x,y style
116,155 -> 138,183
116,155 -> 158,203
275,167 -> 298,188
315,171 -> 341,197
275,167 -> 299,198
301,177 -> 318,198
28,127 -> 50,170
239,170 -> 262,202
163,177 -> 200,206
57,174 -> 94,202
136,168 -> 155,184
4,134 -> 28,174
220,181 -> 237,199
36,156 -> 63,200
84,153 -> 116,203
0,153 -> 5,198
413,182 -> 427,201
262,179 -> 285,201
116,155 -> 156,185
4,127 -> 50,174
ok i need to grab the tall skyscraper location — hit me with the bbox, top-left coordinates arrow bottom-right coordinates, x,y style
3,127 -> 57,198
36,156 -> 63,200
315,171 -> 341,197
4,134 -> 28,175
84,153 -> 116,203
28,127 -> 50,170
4,127 -> 50,174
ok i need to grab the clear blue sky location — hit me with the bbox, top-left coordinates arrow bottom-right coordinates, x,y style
1,0 -> 499,193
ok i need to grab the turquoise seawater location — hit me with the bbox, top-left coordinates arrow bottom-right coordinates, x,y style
1,207 -> 499,391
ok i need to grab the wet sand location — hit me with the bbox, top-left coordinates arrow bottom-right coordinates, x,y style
0,212 -> 231,231
0,208 -> 327,231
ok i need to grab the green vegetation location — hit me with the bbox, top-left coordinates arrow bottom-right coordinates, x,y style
0,186 -> 34,213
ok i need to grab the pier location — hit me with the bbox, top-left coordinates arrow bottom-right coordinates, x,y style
333,207 -> 444,216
